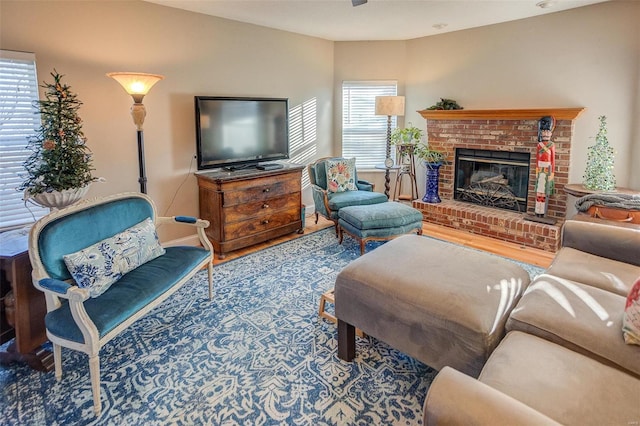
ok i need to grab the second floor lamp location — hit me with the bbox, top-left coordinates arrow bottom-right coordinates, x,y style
375,95 -> 405,198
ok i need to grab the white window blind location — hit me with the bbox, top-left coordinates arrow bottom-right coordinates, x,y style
0,50 -> 47,230
342,81 -> 397,169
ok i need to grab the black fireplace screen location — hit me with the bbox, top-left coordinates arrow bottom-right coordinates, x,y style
455,148 -> 530,212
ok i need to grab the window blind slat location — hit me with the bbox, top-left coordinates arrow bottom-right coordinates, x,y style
0,50 -> 48,229
342,81 -> 398,169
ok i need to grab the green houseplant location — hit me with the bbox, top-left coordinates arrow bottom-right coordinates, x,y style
391,123 -> 447,165
20,70 -> 96,209
390,122 -> 423,145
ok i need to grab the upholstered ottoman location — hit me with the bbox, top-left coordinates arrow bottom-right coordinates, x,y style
335,235 -> 531,377
338,202 -> 423,255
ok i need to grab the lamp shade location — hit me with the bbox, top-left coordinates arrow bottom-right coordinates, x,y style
375,96 -> 405,116
106,72 -> 164,103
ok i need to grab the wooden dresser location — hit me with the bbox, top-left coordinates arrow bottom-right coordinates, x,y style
196,164 -> 304,259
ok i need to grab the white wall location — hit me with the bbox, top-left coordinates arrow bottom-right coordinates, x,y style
336,1 -> 640,202
0,0 -> 334,241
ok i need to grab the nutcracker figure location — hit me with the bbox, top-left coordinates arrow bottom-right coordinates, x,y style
534,116 -> 556,217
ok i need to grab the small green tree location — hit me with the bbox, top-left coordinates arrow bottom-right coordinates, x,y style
583,115 -> 616,191
20,70 -> 95,195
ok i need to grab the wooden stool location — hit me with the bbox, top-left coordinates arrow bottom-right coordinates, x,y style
319,289 -> 364,337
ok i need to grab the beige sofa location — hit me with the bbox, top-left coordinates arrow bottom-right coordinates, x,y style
423,215 -> 640,425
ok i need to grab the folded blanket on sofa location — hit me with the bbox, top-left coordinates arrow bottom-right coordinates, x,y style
576,193 -> 640,212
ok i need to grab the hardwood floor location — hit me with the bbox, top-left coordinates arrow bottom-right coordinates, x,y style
214,214 -> 554,268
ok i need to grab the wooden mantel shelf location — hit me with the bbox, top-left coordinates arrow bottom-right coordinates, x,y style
418,107 -> 586,121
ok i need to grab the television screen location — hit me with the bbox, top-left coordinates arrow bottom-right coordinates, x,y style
195,96 -> 289,170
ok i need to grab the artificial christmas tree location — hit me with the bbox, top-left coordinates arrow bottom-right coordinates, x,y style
20,70 -> 96,208
583,115 -> 616,191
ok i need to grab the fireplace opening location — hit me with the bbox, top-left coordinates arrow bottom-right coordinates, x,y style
455,148 -> 530,212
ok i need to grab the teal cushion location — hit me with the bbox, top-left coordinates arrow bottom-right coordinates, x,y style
338,202 -> 423,230
63,218 -> 165,298
45,246 -> 210,344
327,190 -> 388,211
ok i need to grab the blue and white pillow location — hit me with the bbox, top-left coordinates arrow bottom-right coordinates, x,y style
63,218 -> 165,298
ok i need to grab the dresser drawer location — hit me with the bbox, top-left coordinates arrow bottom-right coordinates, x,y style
225,209 -> 301,240
223,193 -> 299,223
223,175 -> 300,206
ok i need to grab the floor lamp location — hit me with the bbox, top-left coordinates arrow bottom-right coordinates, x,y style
107,72 -> 164,194
375,96 -> 405,198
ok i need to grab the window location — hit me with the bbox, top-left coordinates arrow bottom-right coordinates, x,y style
341,81 -> 397,169
0,50 -> 47,230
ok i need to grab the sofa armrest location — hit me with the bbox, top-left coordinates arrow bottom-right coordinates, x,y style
35,278 -> 89,300
156,216 -> 214,260
423,367 -> 560,426
157,216 -> 210,228
561,215 -> 640,266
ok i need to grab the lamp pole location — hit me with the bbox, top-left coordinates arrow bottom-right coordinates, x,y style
385,114 -> 392,196
375,95 -> 405,199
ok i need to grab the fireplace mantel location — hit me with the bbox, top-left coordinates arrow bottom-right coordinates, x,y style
418,107 -> 586,121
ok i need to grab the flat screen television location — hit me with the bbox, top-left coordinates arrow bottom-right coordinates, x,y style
195,96 -> 289,171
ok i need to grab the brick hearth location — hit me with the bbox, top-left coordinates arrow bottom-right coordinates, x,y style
414,108 -> 585,252
413,200 -> 560,252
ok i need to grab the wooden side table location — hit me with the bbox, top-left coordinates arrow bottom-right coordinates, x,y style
564,183 -> 640,224
564,183 -> 640,198
0,231 -> 53,371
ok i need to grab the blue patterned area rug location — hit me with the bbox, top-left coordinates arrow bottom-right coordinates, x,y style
1,229 -> 544,425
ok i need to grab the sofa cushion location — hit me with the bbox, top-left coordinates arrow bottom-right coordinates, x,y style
546,247 -> 640,296
623,277 -> 640,345
326,190 -> 388,215
63,218 -> 165,298
507,273 -> 640,377
325,157 -> 357,193
479,331 -> 640,425
47,246 -> 210,343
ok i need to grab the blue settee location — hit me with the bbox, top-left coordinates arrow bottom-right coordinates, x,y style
28,192 -> 214,415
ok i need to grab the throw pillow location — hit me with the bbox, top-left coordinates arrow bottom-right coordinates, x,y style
622,277 -> 640,345
63,218 -> 165,298
326,157 -> 357,193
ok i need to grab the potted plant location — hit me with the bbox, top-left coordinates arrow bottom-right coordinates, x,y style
414,142 -> 448,204
20,70 -> 96,209
391,122 -> 423,145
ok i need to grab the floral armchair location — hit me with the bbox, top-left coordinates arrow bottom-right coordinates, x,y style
307,157 -> 388,234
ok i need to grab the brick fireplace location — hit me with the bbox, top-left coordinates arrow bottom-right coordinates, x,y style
413,108 -> 585,252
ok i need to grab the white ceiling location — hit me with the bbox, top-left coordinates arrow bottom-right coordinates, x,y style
144,0 -> 608,41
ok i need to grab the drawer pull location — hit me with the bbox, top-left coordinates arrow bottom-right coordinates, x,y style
262,203 -> 269,209
263,188 -> 270,193
262,220 -> 269,225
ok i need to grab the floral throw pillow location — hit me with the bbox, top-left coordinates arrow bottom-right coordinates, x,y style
63,218 -> 165,298
326,157 -> 357,193
622,277 -> 640,345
